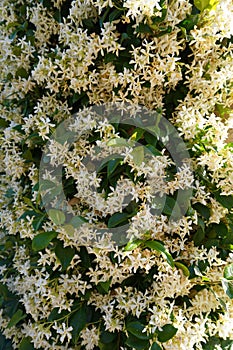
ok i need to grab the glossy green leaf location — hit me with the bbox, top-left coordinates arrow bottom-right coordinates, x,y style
194,0 -> 219,11
69,215 -> 87,228
151,343 -> 162,350
174,262 -> 190,277
130,128 -> 145,142
0,117 -> 9,128
39,179 -> 56,191
7,309 -> 26,328
193,227 -> 205,246
100,331 -> 117,344
42,185 -> 63,203
178,14 -> 199,31
224,264 -> 233,280
157,324 -> 178,343
32,214 -> 46,231
107,158 -> 122,177
215,193 -> 233,210
131,146 -> 144,166
63,224 -> 75,237
109,9 -> 123,22
79,246 -> 91,269
146,144 -> 161,156
55,241 -> 75,270
32,231 -> 57,251
126,321 -> 150,340
19,337 -> 34,350
48,308 -> 69,322
125,333 -> 150,350
136,23 -> 153,34
163,197 -> 181,218
99,341 -> 118,350
145,241 -> 174,267
213,222 -> 228,238
15,67 -> 28,79
124,239 -> 142,251
0,283 -> 9,299
0,332 -> 13,350
108,212 -> 130,228
48,209 -> 66,225
193,203 -> 210,220
222,279 -> 233,299
97,280 -> 111,294
107,138 -> 129,147
69,305 -> 90,344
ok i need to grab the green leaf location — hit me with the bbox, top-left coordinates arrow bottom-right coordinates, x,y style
0,118 -> 9,128
107,158 -> 122,177
125,333 -> 150,350
79,246 -> 91,269
204,238 -> 219,249
157,324 -> 178,343
32,231 -> 57,251
107,137 -> 129,147
39,179 -> 56,191
15,67 -> 28,79
55,241 -> 75,270
32,214 -> 46,231
100,331 -> 117,344
174,262 -> 190,277
63,224 -> 75,237
215,193 -> 233,210
108,212 -> 130,228
224,264 -> 233,280
222,279 -> 233,299
201,336 -> 233,350
131,146 -> 144,166
151,343 -> 162,350
48,209 -> 66,225
126,321 -> 150,340
7,309 -> 26,328
213,222 -> 228,238
145,241 -> 174,267
130,128 -> 145,142
0,332 -> 13,350
97,280 -> 111,294
42,185 -> 63,204
0,283 -> 9,299
146,144 -> 161,156
193,203 -> 210,220
99,341 -> 118,350
69,215 -> 87,228
163,197 -> 181,218
136,23 -> 153,34
69,305 -> 90,344
18,210 -> 38,221
193,228 -> 205,246
144,131 -> 157,146
19,337 -> 34,350
48,308 -> 69,322
178,14 -> 199,31
109,9 -> 123,22
22,149 -> 33,161
198,217 -> 205,231
124,239 -> 142,251
194,0 -> 219,11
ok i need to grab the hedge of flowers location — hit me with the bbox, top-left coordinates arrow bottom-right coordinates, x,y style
0,0 -> 233,349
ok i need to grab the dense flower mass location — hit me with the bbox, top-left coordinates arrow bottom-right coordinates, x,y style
0,0 -> 233,349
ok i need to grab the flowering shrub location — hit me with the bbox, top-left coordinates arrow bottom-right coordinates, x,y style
0,0 -> 233,349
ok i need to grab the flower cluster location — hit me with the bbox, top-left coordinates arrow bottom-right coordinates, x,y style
0,0 -> 233,350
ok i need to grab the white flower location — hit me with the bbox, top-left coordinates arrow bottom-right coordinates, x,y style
53,322 -> 73,343
80,326 -> 99,350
